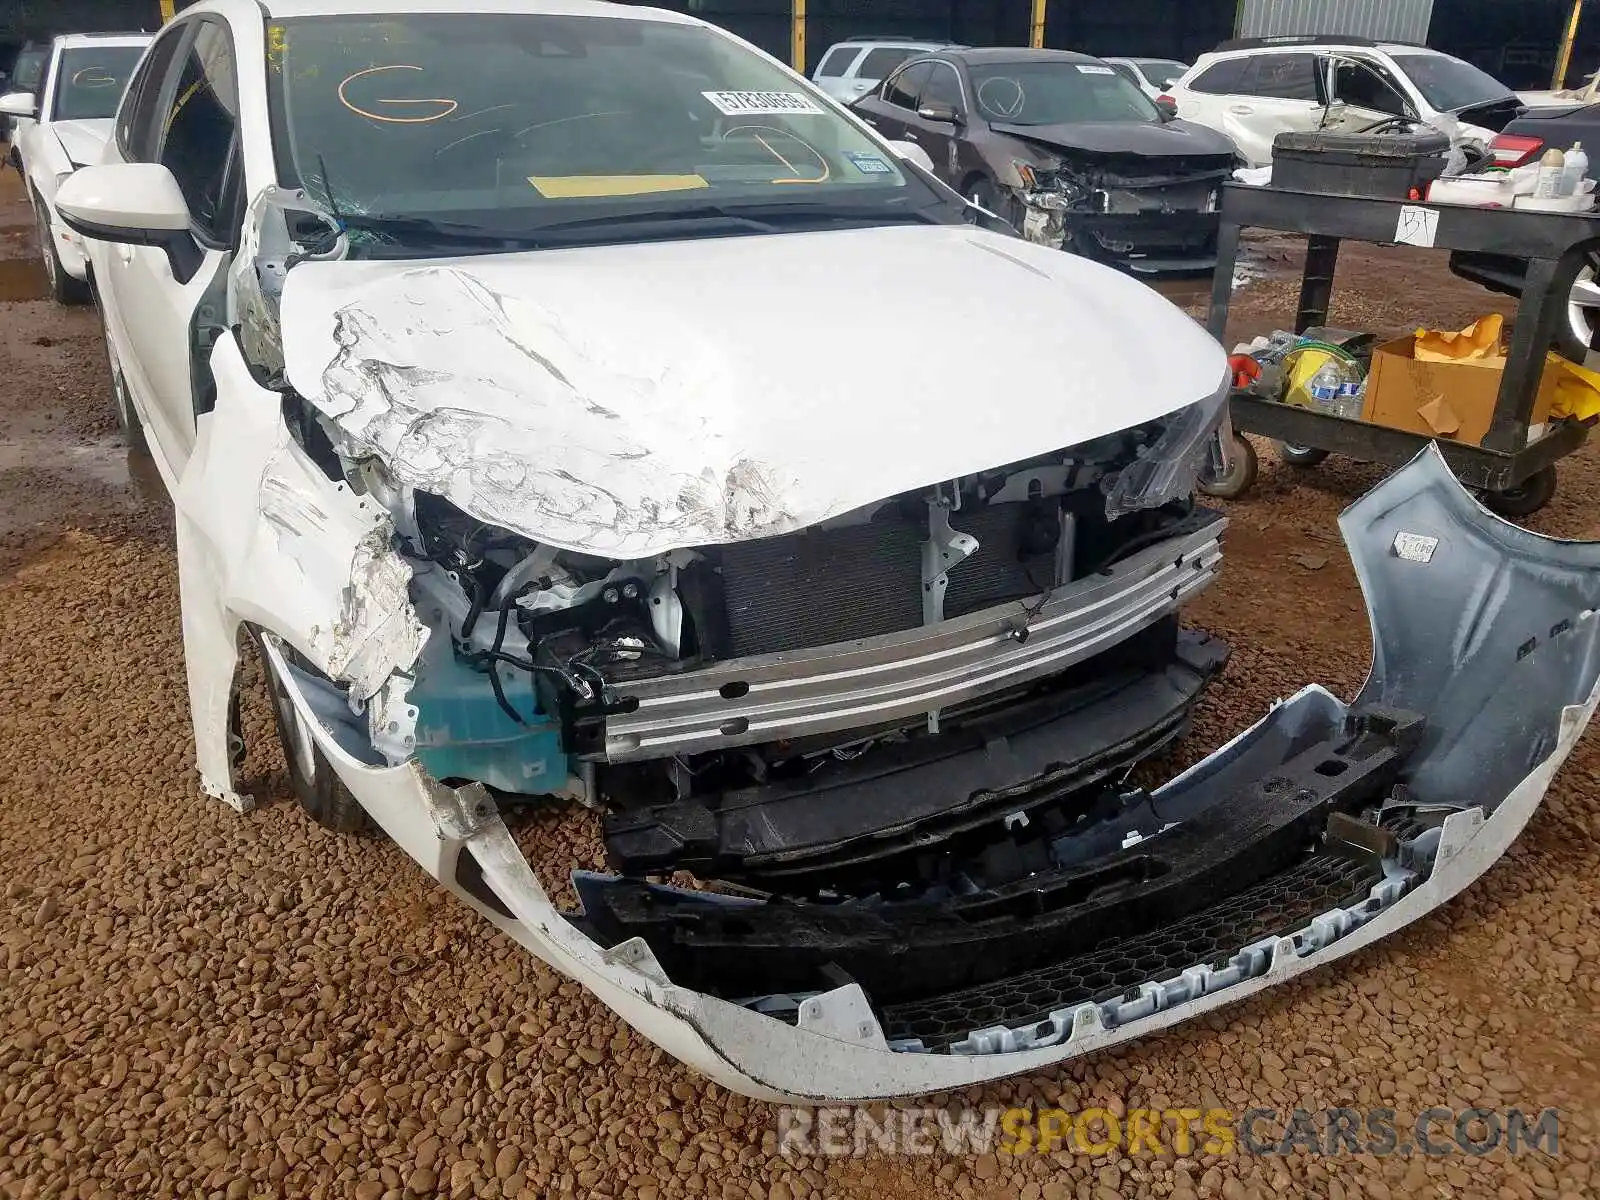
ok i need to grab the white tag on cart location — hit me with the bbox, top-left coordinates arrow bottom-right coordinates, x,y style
1394,205 -> 1439,248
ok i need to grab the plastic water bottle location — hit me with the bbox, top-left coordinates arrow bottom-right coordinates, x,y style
1536,147 -> 1567,198
1562,141 -> 1589,196
1307,361 -> 1344,414
1336,378 -> 1365,420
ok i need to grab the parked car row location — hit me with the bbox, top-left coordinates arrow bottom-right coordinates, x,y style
0,32 -> 151,300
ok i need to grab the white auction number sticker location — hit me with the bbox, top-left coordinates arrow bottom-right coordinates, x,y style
702,90 -> 824,116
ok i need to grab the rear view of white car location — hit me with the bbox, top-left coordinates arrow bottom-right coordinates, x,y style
0,32 -> 151,302
1166,37 -> 1525,167
811,37 -> 949,103
1104,56 -> 1189,99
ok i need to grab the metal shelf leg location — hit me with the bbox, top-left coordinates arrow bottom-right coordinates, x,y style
1295,236 -> 1341,333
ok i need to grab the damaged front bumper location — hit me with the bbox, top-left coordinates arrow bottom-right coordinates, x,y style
1020,200 -> 1220,274
255,444 -> 1600,1101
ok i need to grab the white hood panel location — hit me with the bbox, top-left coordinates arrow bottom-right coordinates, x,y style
280,223 -> 1226,557
50,119 -> 113,167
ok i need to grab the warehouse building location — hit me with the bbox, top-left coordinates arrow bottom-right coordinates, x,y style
1,0 -> 1595,95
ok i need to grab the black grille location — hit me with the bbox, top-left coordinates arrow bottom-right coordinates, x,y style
714,503 -> 1063,658
945,503 -> 1056,618
718,519 -> 924,657
879,849 -> 1385,1051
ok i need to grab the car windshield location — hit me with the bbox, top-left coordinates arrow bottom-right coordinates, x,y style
970,60 -> 1160,125
52,46 -> 146,121
1388,52 -> 1516,111
265,13 -> 938,239
1133,59 -> 1187,89
12,47 -> 47,91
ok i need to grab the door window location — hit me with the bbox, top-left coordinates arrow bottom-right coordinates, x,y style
814,46 -> 859,80
858,47 -> 918,82
157,20 -> 241,244
117,26 -> 187,161
921,62 -> 963,112
1251,54 -> 1318,101
882,61 -> 932,110
1188,57 -> 1253,96
1334,59 -> 1411,116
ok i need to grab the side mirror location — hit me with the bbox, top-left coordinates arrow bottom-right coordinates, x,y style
1154,96 -> 1178,121
886,139 -> 935,173
0,91 -> 37,119
55,162 -> 204,282
917,101 -> 961,124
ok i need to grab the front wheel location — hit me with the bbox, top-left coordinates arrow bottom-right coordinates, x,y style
253,630 -> 378,836
37,204 -> 89,305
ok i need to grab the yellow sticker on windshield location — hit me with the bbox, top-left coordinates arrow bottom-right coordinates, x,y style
528,175 -> 710,198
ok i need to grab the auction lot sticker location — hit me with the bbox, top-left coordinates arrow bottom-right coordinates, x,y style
703,90 -> 824,116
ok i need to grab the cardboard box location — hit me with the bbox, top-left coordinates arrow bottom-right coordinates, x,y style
1362,335 -> 1560,447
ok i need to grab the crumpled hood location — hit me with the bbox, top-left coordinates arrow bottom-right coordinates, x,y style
993,118 -> 1236,162
279,222 -> 1226,558
50,119 -> 113,168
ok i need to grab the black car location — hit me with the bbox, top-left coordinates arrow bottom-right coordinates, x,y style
1449,102 -> 1600,358
849,47 -> 1239,274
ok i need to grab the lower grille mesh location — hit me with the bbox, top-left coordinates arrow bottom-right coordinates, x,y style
879,849 -> 1383,1051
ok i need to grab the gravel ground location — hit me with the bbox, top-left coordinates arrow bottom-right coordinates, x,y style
3,160 -> 1600,1200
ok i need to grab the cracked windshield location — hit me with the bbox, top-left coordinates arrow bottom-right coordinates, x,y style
266,12 -> 929,243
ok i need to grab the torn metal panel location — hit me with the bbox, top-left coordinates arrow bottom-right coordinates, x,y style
277,223 -> 1230,557
229,186 -> 348,382
175,336 -> 428,801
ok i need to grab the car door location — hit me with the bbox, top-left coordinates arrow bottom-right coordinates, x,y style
846,46 -> 924,107
854,61 -> 933,144
1319,54 -> 1417,134
1172,56 -> 1251,139
98,16 -> 241,474
811,44 -> 864,102
897,59 -> 966,183
1224,53 -> 1326,166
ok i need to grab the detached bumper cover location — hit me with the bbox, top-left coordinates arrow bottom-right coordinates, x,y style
282,446 -> 1600,1102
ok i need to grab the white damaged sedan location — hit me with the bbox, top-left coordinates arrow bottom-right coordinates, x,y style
58,0 -> 1600,1102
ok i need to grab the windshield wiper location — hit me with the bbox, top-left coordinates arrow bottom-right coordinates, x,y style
335,212 -> 548,248
533,200 -> 941,237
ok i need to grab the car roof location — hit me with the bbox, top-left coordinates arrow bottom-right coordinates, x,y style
256,0 -> 689,20
52,33 -> 155,49
939,47 -> 1104,67
1201,40 -> 1437,59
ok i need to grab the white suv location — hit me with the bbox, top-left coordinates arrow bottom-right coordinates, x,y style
1166,37 -> 1525,166
810,37 -> 952,103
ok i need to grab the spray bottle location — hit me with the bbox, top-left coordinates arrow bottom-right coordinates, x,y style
1536,147 -> 1568,199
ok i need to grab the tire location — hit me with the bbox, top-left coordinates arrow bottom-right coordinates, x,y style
36,200 -> 89,305
1482,465 -> 1557,519
93,293 -> 149,455
1276,441 -> 1330,467
1559,247 -> 1600,363
253,630 -> 377,836
1198,432 -> 1258,499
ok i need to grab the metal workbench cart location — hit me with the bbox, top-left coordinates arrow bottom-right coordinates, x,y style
1199,182 -> 1598,516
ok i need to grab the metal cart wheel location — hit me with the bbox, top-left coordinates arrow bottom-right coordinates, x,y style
1199,433 -> 1258,499
1482,465 -> 1558,519
1276,441 -> 1330,467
